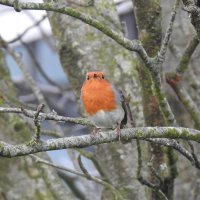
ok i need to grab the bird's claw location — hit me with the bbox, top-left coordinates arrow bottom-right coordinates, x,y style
92,127 -> 101,135
26,137 -> 42,146
115,124 -> 121,142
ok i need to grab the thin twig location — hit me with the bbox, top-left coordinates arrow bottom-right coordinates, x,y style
1,38 -> 47,104
188,141 -> 200,168
136,140 -> 159,189
0,106 -> 92,126
30,154 -> 122,199
8,15 -> 47,43
188,70 -> 200,102
136,140 -> 168,200
166,76 -> 200,130
77,154 -> 92,179
166,34 -> 200,129
152,74 -> 177,126
41,129 -> 64,138
147,162 -> 163,186
76,149 -> 109,181
158,0 -> 180,62
146,138 -> 195,164
176,35 -> 199,75
34,103 -> 45,141
20,40 -> 65,90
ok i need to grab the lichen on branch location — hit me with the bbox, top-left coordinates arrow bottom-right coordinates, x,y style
0,126 -> 200,157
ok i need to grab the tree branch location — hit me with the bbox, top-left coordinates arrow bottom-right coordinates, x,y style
136,140 -> 168,200
1,105 -> 200,165
7,15 -> 47,43
0,127 -> 200,157
76,148 -> 109,181
20,40 -> 65,91
152,73 -> 177,126
0,0 -> 151,67
158,0 -> 180,62
165,35 -> 200,129
166,75 -> 200,129
33,103 -> 45,141
146,138 -> 195,164
0,106 -> 92,126
31,154 -> 123,199
176,34 -> 199,75
188,141 -> 200,168
1,38 -> 47,104
182,0 -> 200,37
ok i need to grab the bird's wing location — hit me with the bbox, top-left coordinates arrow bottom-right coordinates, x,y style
118,90 -> 128,127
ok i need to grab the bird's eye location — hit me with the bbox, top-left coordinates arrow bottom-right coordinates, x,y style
102,75 -> 104,79
87,76 -> 89,80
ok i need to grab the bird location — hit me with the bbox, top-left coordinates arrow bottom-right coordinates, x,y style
81,71 -> 127,136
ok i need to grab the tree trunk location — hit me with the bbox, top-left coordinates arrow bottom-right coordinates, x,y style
45,0 -> 145,199
133,1 -> 177,199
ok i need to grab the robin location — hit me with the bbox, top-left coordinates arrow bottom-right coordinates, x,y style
81,71 -> 127,136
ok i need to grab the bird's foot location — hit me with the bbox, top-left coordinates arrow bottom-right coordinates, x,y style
92,127 -> 101,135
26,137 -> 42,146
115,124 -> 121,141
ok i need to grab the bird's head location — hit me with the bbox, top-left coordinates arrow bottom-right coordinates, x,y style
86,71 -> 105,80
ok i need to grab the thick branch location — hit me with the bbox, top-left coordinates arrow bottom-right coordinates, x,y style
0,127 -> 200,157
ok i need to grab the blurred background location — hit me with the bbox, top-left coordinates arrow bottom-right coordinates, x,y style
0,0 -> 137,198
1,1 -> 200,199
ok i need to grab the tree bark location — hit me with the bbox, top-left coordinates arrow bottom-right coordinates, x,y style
133,1 -> 177,199
45,0 -> 145,199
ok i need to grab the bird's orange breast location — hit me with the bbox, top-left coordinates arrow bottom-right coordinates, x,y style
81,79 -> 117,116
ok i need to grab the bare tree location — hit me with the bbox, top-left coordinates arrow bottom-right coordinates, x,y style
0,0 -> 200,200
